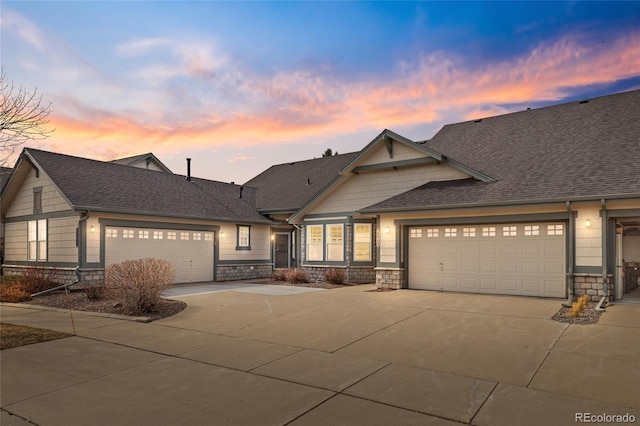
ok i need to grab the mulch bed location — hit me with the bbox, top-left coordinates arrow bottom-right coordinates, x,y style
551,302 -> 602,325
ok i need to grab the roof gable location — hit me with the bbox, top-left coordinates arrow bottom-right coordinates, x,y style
111,153 -> 173,173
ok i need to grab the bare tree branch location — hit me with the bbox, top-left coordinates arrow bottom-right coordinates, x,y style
0,68 -> 54,166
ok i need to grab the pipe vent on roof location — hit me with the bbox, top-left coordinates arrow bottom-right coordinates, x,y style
306,178 -> 311,185
239,186 -> 244,199
473,119 -> 482,123
186,158 -> 192,181
579,99 -> 590,104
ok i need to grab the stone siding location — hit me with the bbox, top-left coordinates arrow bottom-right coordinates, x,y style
301,265 -> 375,284
573,273 -> 613,302
216,264 -> 272,281
1,265 -> 104,288
375,268 -> 405,289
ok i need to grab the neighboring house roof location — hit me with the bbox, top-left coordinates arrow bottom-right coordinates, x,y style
5,148 -> 271,224
363,90 -> 640,213
244,152 -> 358,213
0,166 -> 12,194
110,152 -> 173,173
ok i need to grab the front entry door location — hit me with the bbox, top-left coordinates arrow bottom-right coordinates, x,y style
274,233 -> 290,269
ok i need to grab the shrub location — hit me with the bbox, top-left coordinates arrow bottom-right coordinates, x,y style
106,258 -> 175,314
324,268 -> 345,284
569,294 -> 590,317
82,280 -> 106,300
272,269 -> 287,281
18,267 -> 61,295
0,281 -> 30,303
285,268 -> 309,284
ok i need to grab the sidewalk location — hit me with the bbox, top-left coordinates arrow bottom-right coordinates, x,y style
2,285 -> 638,425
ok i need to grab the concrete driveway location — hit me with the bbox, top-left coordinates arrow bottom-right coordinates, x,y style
1,284 -> 639,425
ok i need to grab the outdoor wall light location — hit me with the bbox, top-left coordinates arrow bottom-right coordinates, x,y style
585,219 -> 591,228
384,226 -> 390,233
220,231 -> 225,237
271,234 -> 275,241
90,225 -> 96,233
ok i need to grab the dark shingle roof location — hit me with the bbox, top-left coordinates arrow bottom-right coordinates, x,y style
244,152 -> 358,212
26,149 -> 272,224
0,166 -> 12,193
364,90 -> 640,212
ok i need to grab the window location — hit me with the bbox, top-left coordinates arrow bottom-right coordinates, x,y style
547,224 -> 564,235
444,228 -> 457,237
181,232 -> 190,240
524,225 -> 540,236
123,229 -> 134,239
167,231 -> 177,240
354,224 -> 372,262
463,227 -> 476,237
503,226 -> 517,237
106,228 -> 118,238
153,231 -> 163,240
482,227 -> 496,237
307,225 -> 323,261
139,230 -> 149,239
236,225 -> 251,250
326,224 -> 344,262
33,187 -> 42,214
426,228 -> 438,238
411,228 -> 423,238
193,232 -> 202,241
28,219 -> 47,261
204,233 -> 213,241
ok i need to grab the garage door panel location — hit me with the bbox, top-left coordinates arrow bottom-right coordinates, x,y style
409,222 -> 566,298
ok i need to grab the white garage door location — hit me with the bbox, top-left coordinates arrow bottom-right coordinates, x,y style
408,222 -> 566,298
105,227 -> 215,284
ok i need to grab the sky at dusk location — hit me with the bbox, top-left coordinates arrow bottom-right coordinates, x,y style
2,1 -> 639,183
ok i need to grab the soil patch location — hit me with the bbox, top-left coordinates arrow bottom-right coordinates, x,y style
23,290 -> 187,321
552,303 -> 602,325
1,323 -> 71,350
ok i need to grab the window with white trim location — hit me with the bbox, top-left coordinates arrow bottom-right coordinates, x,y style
193,232 -> 202,241
306,225 -> 323,261
106,228 -> 118,238
354,223 -> 372,262
427,228 -> 438,238
444,227 -> 457,237
153,231 -> 163,240
181,232 -> 190,240
123,229 -> 134,239
482,226 -> 496,237
139,230 -> 149,239
204,233 -> 213,241
503,226 -> 517,237
547,224 -> 564,235
524,225 -> 540,236
27,219 -> 47,261
463,227 -> 476,237
167,231 -> 177,240
326,224 -> 344,262
236,225 -> 251,250
410,228 -> 423,238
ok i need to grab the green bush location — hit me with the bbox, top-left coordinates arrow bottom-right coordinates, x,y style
106,258 -> 175,314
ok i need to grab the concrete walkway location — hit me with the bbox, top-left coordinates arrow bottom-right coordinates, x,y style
1,285 -> 639,425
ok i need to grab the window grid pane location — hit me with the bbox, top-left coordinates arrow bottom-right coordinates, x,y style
307,225 -> 323,261
326,224 -> 343,261
482,227 -> 496,237
444,228 -> 457,237
354,224 -> 371,262
463,227 -> 476,237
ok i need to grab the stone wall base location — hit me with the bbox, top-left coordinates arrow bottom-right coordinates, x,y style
1,265 -> 103,288
375,268 -> 405,290
216,264 -> 272,281
301,265 -> 375,284
573,274 -> 613,302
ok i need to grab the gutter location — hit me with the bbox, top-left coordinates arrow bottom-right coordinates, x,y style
563,201 -> 575,307
595,199 -> 608,312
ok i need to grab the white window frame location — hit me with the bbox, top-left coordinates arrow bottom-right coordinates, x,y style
444,227 -> 457,237
326,224 -> 344,262
236,225 -> 251,250
123,229 -> 134,239
411,228 -> 424,238
106,228 -> 118,238
503,226 -> 517,237
167,231 -> 177,240
547,224 -> 564,236
139,230 -> 149,239
482,226 -> 496,237
463,227 -> 476,237
193,232 -> 202,241
426,228 -> 438,238
524,225 -> 540,236
353,223 -> 372,262
28,219 -> 47,261
181,232 -> 190,240
153,231 -> 163,240
306,225 -> 324,261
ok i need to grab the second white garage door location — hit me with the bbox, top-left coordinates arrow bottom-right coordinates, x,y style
105,227 -> 215,284
408,222 -> 566,298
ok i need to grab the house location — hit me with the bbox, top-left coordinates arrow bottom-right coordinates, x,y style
1,89 -> 638,303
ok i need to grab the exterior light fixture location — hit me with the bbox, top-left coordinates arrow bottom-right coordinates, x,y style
271,234 -> 275,241
220,231 -> 224,237
384,226 -> 390,233
90,225 -> 96,233
585,219 -> 591,228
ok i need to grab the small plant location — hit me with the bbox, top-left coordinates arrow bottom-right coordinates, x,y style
0,280 -> 30,302
324,268 -> 345,284
106,258 -> 175,314
272,269 -> 287,281
18,267 -> 61,295
82,280 -> 106,300
285,268 -> 309,284
569,294 -> 590,317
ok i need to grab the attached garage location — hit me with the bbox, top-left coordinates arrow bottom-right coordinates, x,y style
105,226 -> 215,284
408,222 -> 566,298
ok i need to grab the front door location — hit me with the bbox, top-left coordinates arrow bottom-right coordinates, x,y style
274,233 -> 290,269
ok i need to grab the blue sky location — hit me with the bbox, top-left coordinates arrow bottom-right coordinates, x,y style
2,1 -> 639,182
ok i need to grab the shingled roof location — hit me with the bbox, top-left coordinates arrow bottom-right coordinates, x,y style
363,89 -> 640,212
21,149 -> 272,224
245,152 -> 358,213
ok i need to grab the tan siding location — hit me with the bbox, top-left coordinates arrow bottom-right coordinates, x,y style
308,164 -> 469,215
575,205 -> 602,267
219,223 -> 271,261
49,216 -> 79,263
3,222 -> 28,262
359,141 -> 428,166
5,168 -> 71,218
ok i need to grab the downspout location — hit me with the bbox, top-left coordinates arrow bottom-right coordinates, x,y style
563,201 -> 575,307
77,210 -> 90,270
595,199 -> 608,312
